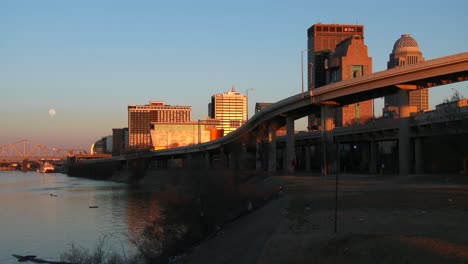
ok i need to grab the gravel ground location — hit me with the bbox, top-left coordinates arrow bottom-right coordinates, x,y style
182,173 -> 468,264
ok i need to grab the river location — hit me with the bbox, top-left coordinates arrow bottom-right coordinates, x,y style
0,171 -> 161,263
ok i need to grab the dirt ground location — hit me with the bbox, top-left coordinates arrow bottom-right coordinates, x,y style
183,173 -> 468,264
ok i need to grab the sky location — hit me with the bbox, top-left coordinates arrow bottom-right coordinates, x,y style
1,0 -> 467,150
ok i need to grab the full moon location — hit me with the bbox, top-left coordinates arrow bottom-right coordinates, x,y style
48,109 -> 56,117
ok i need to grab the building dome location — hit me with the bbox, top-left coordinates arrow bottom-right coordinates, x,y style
392,34 -> 420,53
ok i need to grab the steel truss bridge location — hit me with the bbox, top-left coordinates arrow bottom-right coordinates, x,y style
0,139 -> 87,162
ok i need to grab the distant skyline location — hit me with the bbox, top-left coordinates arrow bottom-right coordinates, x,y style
2,0 -> 467,149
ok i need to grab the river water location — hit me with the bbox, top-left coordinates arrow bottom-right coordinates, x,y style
0,171 -> 161,263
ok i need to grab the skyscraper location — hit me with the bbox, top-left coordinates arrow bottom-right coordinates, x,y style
128,101 -> 191,149
306,23 -> 370,128
208,86 -> 247,136
384,34 -> 428,117
307,24 -> 364,90
326,35 -> 373,126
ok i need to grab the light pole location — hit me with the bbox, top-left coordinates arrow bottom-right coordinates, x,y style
246,88 -> 254,120
301,49 -> 309,98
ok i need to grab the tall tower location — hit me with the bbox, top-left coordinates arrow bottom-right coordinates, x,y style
307,24 -> 364,129
208,86 -> 247,136
384,34 -> 428,117
307,24 -> 364,90
327,35 -> 373,126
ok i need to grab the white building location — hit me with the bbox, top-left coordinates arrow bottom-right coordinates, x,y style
208,86 -> 247,136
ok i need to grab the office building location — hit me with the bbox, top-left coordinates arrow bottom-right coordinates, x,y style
208,86 -> 247,136
112,128 -> 128,156
307,23 -> 372,128
150,122 -> 214,150
306,23 -> 365,129
307,24 -> 364,90
384,34 -> 428,117
326,35 -> 373,126
128,101 -> 191,149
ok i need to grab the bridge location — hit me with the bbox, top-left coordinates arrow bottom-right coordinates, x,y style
70,52 -> 468,177
0,139 -> 87,163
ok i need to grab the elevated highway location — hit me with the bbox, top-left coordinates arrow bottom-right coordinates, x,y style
73,52 -> 468,177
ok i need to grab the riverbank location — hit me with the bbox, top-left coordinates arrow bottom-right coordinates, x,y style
180,173 -> 468,264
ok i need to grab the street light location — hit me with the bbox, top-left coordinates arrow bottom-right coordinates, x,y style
246,88 -> 254,120
301,49 -> 309,98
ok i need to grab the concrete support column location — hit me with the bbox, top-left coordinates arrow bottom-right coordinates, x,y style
321,105 -> 335,176
255,141 -> 262,170
169,156 -> 175,169
240,143 -> 248,170
305,145 -> 311,171
223,150 -> 231,169
204,151 -> 211,169
398,90 -> 411,176
229,144 -> 245,170
185,154 -> 192,169
415,137 -> 424,174
370,140 -> 377,174
286,116 -> 296,173
268,123 -> 277,173
361,142 -> 370,172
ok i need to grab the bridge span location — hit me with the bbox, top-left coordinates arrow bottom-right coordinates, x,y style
0,139 -> 87,163
72,52 -> 468,177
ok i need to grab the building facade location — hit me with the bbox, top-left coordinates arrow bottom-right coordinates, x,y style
208,86 -> 247,136
306,23 -> 365,129
327,35 -> 373,126
307,24 -> 364,90
384,34 -> 428,117
150,122 -> 213,150
112,127 -> 128,156
128,101 -> 191,149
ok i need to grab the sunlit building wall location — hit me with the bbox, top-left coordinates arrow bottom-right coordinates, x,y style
208,87 -> 247,136
307,23 -> 365,129
327,35 -> 373,126
150,122 -> 212,150
128,101 -> 191,149
307,24 -> 365,90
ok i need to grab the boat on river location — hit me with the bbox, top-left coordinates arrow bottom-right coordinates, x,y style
38,162 -> 55,173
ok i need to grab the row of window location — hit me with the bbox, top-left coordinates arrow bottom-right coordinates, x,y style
314,25 -> 363,33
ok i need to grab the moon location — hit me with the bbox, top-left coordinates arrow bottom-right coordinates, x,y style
48,109 -> 56,117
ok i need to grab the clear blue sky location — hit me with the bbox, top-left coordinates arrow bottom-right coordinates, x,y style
1,0 -> 467,149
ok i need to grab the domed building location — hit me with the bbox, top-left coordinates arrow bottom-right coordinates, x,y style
384,34 -> 428,117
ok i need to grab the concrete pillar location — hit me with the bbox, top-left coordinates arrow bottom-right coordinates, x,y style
370,140 -> 377,174
185,154 -> 192,169
415,137 -> 423,174
241,143 -> 248,170
223,150 -> 231,169
286,116 -> 295,173
398,90 -> 411,175
229,144 -> 245,170
361,142 -> 370,172
204,151 -> 211,169
255,141 -> 262,170
321,105 -> 335,176
305,145 -> 311,171
268,123 -> 277,173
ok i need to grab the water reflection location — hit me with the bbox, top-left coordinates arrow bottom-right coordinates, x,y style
0,171 -> 159,264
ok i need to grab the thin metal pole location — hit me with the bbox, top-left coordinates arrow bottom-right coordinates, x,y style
334,141 -> 339,233
301,49 -> 308,98
301,51 -> 304,98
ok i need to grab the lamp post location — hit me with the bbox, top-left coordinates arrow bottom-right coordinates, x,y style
246,88 -> 254,120
301,49 -> 309,98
